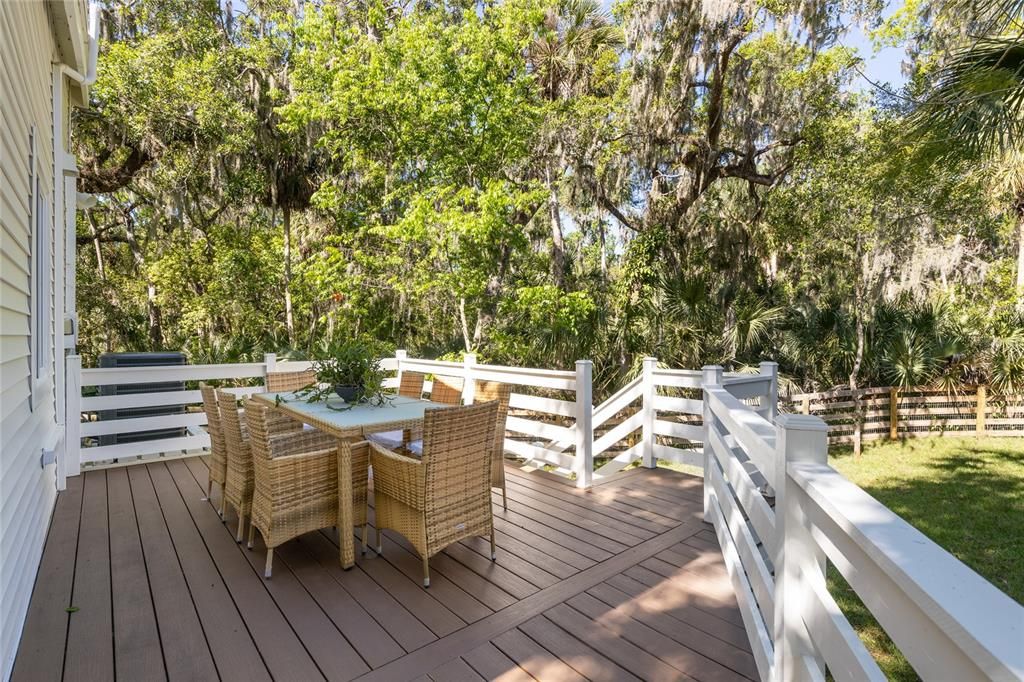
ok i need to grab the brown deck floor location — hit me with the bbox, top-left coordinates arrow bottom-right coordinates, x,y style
12,459 -> 755,682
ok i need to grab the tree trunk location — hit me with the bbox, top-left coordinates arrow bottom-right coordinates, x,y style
1015,210 -> 1024,308
599,213 -> 607,277
283,205 -> 295,347
459,297 -> 472,352
124,220 -> 162,349
850,305 -> 865,457
546,164 -> 566,288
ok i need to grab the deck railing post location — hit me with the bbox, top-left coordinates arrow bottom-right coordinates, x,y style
773,413 -> 829,682
641,356 -> 658,468
395,348 -> 407,376
65,354 -> 82,480
463,352 -> 477,404
701,365 -> 723,521
574,360 -> 594,489
759,361 -> 779,423
263,352 -> 277,387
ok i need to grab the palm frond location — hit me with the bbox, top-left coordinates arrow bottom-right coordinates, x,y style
912,37 -> 1024,158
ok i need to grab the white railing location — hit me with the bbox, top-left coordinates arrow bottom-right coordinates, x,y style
702,365 -> 1024,682
67,351 -> 777,489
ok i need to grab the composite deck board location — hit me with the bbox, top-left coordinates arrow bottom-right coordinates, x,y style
175,457 -> 371,680
517,614 -> 643,682
502,475 -> 663,540
604,572 -> 751,650
461,642 -> 535,681
63,470 -> 114,682
10,475 -> 84,682
106,467 -> 165,682
586,582 -> 759,679
146,463 -> 273,682
504,468 -> 678,532
490,628 -> 587,682
13,462 -> 753,682
568,592 -> 752,682
125,465 -> 220,681
428,656 -> 487,681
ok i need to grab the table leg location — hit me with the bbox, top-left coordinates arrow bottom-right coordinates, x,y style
338,441 -> 355,569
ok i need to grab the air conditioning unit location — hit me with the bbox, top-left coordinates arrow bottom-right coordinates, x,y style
97,352 -> 187,446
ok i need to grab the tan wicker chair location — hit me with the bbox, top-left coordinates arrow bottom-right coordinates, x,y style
200,384 -> 228,516
370,372 -> 428,449
474,381 -> 511,509
430,375 -> 463,405
398,371 -> 426,398
244,401 -> 368,578
371,400 -> 499,587
218,389 -> 255,542
266,368 -> 317,392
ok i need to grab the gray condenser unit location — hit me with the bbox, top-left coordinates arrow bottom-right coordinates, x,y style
98,352 -> 188,446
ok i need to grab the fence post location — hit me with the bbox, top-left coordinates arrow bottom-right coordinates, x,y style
701,365 -> 724,521
263,352 -> 277,385
574,360 -> 594,489
759,361 -> 779,423
395,349 -> 407,384
463,352 -> 477,404
641,356 -> 658,468
773,413 -> 829,682
64,354 -> 82,479
889,387 -> 899,440
976,385 -> 986,436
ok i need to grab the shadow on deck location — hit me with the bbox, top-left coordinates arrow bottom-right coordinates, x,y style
13,460 -> 755,681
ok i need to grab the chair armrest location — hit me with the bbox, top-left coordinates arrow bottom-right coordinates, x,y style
369,442 -> 424,509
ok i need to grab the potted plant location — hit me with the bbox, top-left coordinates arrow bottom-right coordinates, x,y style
308,339 -> 388,404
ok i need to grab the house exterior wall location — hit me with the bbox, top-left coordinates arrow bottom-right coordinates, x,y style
0,2 -> 90,680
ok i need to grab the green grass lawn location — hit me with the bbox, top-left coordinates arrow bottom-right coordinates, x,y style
826,437 -> 1024,680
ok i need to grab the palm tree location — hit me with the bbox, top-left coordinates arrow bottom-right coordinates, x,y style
912,0 -> 1024,301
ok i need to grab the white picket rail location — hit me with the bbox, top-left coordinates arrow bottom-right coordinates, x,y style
701,364 -> 1024,682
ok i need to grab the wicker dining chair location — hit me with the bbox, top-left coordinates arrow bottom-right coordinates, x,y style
200,383 -> 228,516
398,371 -> 426,399
244,400 -> 368,578
369,372 -> 428,449
430,375 -> 464,405
266,368 -> 317,392
474,380 -> 512,509
370,400 -> 499,587
218,389 -> 255,542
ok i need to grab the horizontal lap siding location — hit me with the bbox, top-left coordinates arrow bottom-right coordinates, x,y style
0,3 -> 60,682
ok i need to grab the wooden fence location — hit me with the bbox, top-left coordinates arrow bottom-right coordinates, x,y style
783,386 -> 1024,444
703,367 -> 1024,681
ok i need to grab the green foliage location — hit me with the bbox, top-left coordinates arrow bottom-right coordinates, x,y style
72,0 -> 1024,401
300,337 -> 391,405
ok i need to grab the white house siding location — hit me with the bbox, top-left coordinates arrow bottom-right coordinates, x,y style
0,3 -> 86,680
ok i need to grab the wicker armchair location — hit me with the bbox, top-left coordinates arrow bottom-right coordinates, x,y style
429,375 -> 464,405
474,381 -> 511,509
200,384 -> 227,516
244,400 -> 364,578
371,400 -> 499,587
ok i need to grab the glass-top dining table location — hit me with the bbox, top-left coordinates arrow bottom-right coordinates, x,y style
249,392 -> 452,568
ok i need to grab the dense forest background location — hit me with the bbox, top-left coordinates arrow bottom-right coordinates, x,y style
74,0 -> 1024,398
